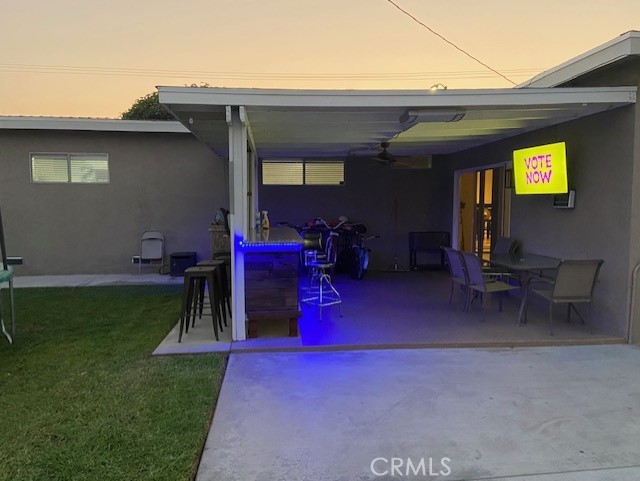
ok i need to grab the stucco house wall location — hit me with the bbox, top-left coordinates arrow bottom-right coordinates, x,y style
448,105 -> 636,337
556,57 -> 640,342
0,128 -> 226,275
258,156 -> 453,270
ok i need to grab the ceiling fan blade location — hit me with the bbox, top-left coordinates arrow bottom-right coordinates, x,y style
389,155 -> 432,169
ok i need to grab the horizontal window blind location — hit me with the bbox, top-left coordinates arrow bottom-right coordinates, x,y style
31,154 -> 69,183
305,162 -> 344,185
262,161 -> 303,185
262,160 -> 345,186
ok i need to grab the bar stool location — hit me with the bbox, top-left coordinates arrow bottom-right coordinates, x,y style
197,259 -> 231,326
213,252 -> 231,294
179,266 -> 222,342
301,235 -> 342,321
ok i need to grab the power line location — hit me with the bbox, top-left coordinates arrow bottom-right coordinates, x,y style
385,0 -> 518,86
0,63 -> 542,82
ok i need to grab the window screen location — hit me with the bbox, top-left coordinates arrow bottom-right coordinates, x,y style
262,161 -> 303,185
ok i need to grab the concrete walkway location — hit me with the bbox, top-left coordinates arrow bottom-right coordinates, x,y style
12,274 -> 182,288
196,345 -> 640,480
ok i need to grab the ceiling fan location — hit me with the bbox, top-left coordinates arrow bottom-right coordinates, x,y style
357,142 -> 432,169
371,142 -> 395,165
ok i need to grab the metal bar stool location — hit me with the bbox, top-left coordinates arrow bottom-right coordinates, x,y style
178,266 -> 222,342
193,265 -> 227,331
213,252 -> 231,295
197,259 -> 231,327
301,235 -> 342,321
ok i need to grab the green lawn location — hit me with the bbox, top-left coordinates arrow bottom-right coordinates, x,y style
0,285 -> 226,481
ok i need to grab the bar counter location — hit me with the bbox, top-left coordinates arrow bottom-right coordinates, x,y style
241,226 -> 305,250
242,227 -> 303,338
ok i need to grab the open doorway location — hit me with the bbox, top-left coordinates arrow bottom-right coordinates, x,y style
456,165 -> 511,257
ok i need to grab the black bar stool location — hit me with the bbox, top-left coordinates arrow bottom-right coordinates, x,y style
197,259 -> 231,326
178,266 -> 222,342
213,252 -> 231,294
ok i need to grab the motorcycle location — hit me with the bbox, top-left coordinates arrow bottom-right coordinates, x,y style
298,217 -> 379,280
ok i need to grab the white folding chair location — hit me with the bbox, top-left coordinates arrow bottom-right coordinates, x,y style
139,231 -> 164,274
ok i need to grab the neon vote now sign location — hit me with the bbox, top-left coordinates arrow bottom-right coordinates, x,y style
512,142 -> 568,194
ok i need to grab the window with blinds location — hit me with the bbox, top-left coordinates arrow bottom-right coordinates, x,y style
262,160 -> 344,186
262,161 -> 304,185
30,154 -> 69,183
304,162 -> 344,185
30,153 -> 109,184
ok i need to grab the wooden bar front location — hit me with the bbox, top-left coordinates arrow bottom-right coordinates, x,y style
243,228 -> 302,338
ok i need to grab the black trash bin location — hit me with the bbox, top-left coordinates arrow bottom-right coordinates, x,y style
169,252 -> 197,276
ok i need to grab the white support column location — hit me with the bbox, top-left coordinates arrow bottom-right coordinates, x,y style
246,116 -> 259,232
227,105 -> 249,341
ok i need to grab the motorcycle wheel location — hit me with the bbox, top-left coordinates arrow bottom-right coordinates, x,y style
352,248 -> 367,280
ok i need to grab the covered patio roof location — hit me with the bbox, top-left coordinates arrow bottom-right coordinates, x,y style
158,86 -> 636,158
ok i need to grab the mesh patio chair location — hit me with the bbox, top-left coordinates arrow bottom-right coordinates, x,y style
493,237 -> 521,257
139,231 -> 164,274
529,259 -> 604,335
0,206 -> 15,344
484,237 -> 521,280
463,252 -> 519,321
442,247 -> 469,310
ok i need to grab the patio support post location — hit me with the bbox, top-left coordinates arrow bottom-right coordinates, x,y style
227,105 -> 248,341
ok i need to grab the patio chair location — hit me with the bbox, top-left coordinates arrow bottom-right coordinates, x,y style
0,206 -> 15,344
528,259 -> 604,335
442,247 -> 469,310
463,252 -> 519,321
139,231 -> 164,274
493,237 -> 521,257
484,237 -> 521,280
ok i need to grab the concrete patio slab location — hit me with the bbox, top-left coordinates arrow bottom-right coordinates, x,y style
196,345 -> 640,481
493,466 -> 640,480
153,313 -> 232,355
153,272 -> 623,355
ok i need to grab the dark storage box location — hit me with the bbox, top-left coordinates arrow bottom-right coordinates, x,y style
169,252 -> 197,276
409,232 -> 450,270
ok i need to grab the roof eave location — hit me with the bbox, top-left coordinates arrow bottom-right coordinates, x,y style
0,116 -> 190,133
158,86 -> 637,110
518,31 -> 640,88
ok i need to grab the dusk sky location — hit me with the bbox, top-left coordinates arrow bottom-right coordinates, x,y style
1,0 -> 638,118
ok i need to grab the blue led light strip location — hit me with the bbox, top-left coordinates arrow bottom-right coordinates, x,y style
238,241 -> 303,252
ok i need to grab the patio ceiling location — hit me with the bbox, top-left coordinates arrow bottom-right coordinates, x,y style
158,86 -> 636,159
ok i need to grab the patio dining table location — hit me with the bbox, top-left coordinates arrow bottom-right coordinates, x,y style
489,253 -> 561,326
